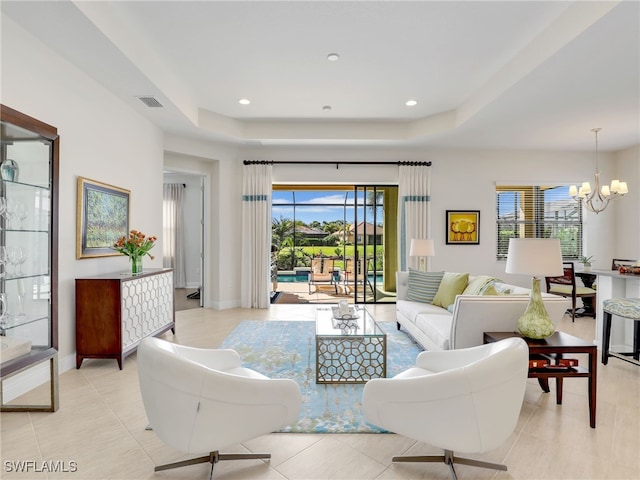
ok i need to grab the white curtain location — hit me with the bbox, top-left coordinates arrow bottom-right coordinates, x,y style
241,164 -> 273,308
398,165 -> 432,271
163,183 -> 186,288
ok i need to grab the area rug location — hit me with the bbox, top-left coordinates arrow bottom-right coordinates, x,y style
219,320 -> 422,433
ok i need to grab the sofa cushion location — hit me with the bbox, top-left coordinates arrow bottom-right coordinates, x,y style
407,269 -> 444,303
432,272 -> 469,308
414,312 -> 452,350
397,299 -> 449,323
463,275 -> 497,295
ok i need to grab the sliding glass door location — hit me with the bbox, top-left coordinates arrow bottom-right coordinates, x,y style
272,185 -> 397,304
352,186 -> 397,303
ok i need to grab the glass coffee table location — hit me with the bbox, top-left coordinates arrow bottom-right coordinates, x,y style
315,305 -> 387,384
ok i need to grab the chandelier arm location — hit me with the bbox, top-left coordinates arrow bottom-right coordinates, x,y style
571,128 -> 628,214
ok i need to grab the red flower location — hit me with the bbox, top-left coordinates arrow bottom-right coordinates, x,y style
112,229 -> 157,260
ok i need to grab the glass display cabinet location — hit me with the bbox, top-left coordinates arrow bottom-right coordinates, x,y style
0,105 -> 59,412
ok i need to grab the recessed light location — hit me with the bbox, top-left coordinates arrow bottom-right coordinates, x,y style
238,98 -> 251,105
327,53 -> 340,62
405,99 -> 418,107
322,105 -> 332,111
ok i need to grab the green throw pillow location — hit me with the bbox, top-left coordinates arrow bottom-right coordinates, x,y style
482,284 -> 499,295
482,285 -> 511,296
432,272 -> 470,308
462,275 -> 496,295
407,269 -> 445,303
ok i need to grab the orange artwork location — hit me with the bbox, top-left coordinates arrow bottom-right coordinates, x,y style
446,211 -> 480,244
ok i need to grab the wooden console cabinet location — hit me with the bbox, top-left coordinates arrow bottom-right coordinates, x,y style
75,268 -> 175,369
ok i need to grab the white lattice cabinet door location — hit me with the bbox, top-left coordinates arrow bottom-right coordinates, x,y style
76,269 -> 175,369
121,271 -> 174,350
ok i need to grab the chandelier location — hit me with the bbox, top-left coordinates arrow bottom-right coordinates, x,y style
569,128 -> 628,214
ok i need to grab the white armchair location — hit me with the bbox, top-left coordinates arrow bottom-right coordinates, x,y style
137,337 -> 302,476
362,337 -> 528,479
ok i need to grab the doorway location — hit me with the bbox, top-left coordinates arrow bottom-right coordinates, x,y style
163,172 -> 205,311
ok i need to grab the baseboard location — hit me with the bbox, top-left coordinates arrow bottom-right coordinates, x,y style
2,353 -> 75,403
209,299 -> 241,310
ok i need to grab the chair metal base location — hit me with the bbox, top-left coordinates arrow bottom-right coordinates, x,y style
392,449 -> 507,480
155,451 -> 271,479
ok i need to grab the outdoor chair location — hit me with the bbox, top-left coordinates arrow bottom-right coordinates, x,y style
308,257 -> 338,294
341,258 -> 373,294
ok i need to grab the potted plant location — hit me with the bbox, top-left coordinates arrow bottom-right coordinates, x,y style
581,255 -> 594,272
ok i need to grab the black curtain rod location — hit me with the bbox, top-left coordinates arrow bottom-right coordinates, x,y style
243,160 -> 431,167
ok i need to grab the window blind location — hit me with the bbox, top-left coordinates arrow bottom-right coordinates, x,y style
496,185 -> 583,260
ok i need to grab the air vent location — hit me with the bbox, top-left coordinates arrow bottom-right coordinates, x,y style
137,96 -> 163,108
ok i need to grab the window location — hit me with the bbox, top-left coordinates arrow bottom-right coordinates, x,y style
496,185 -> 582,260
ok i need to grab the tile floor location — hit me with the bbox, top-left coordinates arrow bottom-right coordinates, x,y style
1,304 -> 639,479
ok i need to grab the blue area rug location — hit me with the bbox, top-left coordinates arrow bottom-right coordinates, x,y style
219,320 -> 422,433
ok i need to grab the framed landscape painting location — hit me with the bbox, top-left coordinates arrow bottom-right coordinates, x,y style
446,210 -> 480,245
76,177 -> 130,258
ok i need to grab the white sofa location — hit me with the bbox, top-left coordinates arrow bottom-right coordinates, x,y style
396,271 -> 571,351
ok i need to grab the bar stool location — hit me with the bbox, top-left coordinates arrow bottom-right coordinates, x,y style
602,298 -> 640,366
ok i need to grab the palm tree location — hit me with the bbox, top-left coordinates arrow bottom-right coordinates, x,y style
366,189 -> 384,217
271,215 -> 294,249
279,236 -> 308,270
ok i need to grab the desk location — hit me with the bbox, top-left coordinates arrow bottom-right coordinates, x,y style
484,331 -> 597,428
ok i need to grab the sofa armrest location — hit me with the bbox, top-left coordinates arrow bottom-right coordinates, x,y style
396,271 -> 409,301
450,295 -> 571,350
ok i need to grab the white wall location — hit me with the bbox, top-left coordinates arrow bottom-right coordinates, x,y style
613,145 -> 640,260
2,18 -> 164,394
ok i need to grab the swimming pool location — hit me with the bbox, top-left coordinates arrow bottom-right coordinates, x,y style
276,273 -> 383,283
277,273 -> 312,283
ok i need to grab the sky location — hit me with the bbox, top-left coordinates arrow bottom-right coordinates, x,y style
272,190 -> 382,225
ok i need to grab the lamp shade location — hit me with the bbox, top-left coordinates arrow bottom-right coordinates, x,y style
505,238 -> 563,277
409,239 -> 435,257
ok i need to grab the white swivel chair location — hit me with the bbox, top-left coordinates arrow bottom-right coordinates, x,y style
363,337 -> 528,480
137,337 -> 302,477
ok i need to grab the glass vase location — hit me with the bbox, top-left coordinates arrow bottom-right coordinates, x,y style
130,256 -> 143,275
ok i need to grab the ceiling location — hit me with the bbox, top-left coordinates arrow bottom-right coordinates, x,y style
2,1 -> 639,151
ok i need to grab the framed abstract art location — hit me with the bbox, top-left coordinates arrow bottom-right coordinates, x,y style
446,210 -> 480,245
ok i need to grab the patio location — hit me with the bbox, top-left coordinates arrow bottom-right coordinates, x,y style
272,275 -> 396,304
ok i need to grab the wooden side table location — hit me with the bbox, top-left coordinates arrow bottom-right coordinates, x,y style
484,331 -> 597,428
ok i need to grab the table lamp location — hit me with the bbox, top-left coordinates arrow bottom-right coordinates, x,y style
409,239 -> 435,271
505,238 -> 563,339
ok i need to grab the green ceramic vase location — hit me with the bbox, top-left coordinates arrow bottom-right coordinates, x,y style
518,277 -> 555,339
